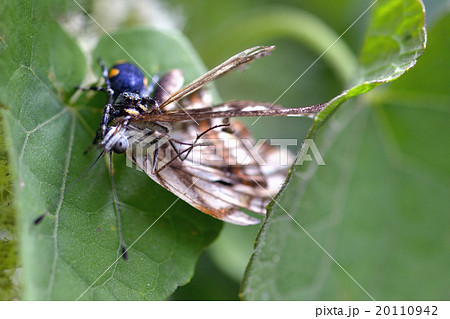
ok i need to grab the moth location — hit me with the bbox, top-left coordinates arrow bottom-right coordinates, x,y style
35,45 -> 325,258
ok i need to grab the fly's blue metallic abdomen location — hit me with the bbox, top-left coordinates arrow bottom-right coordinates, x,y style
108,62 -> 147,97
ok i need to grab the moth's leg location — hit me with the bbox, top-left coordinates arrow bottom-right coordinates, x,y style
154,146 -> 190,174
146,132 -> 177,174
156,138 -> 191,169
168,140 -> 180,155
154,140 -> 211,174
144,123 -> 196,173
151,141 -> 159,174
142,133 -> 191,175
154,123 -> 230,171
150,124 -> 228,174
164,138 -> 194,158
180,123 -> 230,161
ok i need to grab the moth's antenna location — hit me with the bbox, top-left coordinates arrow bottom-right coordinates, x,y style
33,151 -> 105,225
109,153 -> 128,260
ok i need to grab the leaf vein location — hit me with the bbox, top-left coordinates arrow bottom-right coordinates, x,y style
46,113 -> 77,298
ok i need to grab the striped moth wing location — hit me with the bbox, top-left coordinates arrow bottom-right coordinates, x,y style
124,71 -> 293,226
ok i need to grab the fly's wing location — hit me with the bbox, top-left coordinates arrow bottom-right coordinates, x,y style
125,117 -> 292,225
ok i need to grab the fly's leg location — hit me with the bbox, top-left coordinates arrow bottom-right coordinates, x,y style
76,59 -> 114,105
78,59 -> 117,154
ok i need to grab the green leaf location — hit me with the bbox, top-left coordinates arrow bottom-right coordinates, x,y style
194,7 -> 358,84
241,0 -> 438,300
1,1 -> 221,300
0,122 -> 18,300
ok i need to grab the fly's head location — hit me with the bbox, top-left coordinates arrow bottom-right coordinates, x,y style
115,92 -> 141,108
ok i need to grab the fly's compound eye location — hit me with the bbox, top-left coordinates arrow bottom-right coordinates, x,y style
113,136 -> 128,154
